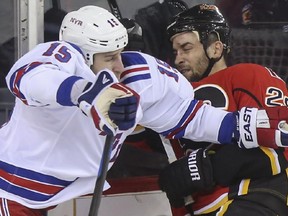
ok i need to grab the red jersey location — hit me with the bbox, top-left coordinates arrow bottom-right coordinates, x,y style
190,63 -> 288,214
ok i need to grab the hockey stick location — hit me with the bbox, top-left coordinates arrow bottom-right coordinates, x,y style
88,134 -> 115,216
107,0 -> 122,20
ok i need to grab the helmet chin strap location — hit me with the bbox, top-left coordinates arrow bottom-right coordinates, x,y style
201,56 -> 216,80
200,42 -> 223,80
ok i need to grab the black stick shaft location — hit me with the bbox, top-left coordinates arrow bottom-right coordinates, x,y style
88,135 -> 115,216
107,0 -> 122,19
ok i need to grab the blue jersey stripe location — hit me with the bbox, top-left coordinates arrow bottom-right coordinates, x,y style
161,100 -> 199,138
121,74 -> 151,85
57,76 -> 83,106
121,52 -> 148,67
0,178 -> 53,201
218,112 -> 235,144
0,160 -> 72,186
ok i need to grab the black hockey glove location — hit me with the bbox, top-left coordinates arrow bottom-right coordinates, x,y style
158,148 -> 215,207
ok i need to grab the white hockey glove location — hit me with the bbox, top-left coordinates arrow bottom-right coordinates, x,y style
236,106 -> 288,148
77,70 -> 139,135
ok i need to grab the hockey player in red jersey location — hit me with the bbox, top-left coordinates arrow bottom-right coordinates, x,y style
159,3 -> 288,216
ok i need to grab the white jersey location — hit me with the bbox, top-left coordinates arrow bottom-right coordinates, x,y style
0,41 -> 232,209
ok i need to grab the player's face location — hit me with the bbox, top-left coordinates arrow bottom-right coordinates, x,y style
172,32 -> 209,81
91,48 -> 124,79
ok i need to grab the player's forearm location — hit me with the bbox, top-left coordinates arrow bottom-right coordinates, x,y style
211,145 -> 288,186
158,104 -> 288,149
181,103 -> 235,144
12,67 -> 86,107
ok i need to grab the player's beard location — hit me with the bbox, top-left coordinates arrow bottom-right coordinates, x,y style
177,53 -> 210,82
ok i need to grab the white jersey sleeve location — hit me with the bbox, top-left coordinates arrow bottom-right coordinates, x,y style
6,41 -> 93,107
120,51 -> 235,144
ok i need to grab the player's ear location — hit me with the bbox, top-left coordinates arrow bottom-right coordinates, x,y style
207,41 -> 224,58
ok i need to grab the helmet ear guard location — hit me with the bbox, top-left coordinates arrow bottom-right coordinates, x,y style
59,5 -> 128,67
167,4 -> 231,51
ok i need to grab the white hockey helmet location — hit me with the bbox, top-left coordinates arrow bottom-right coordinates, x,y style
59,5 -> 128,66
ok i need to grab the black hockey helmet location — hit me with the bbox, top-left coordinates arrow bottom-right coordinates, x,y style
167,4 -> 231,50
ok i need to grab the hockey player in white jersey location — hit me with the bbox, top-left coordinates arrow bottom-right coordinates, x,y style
1,5 -> 288,216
